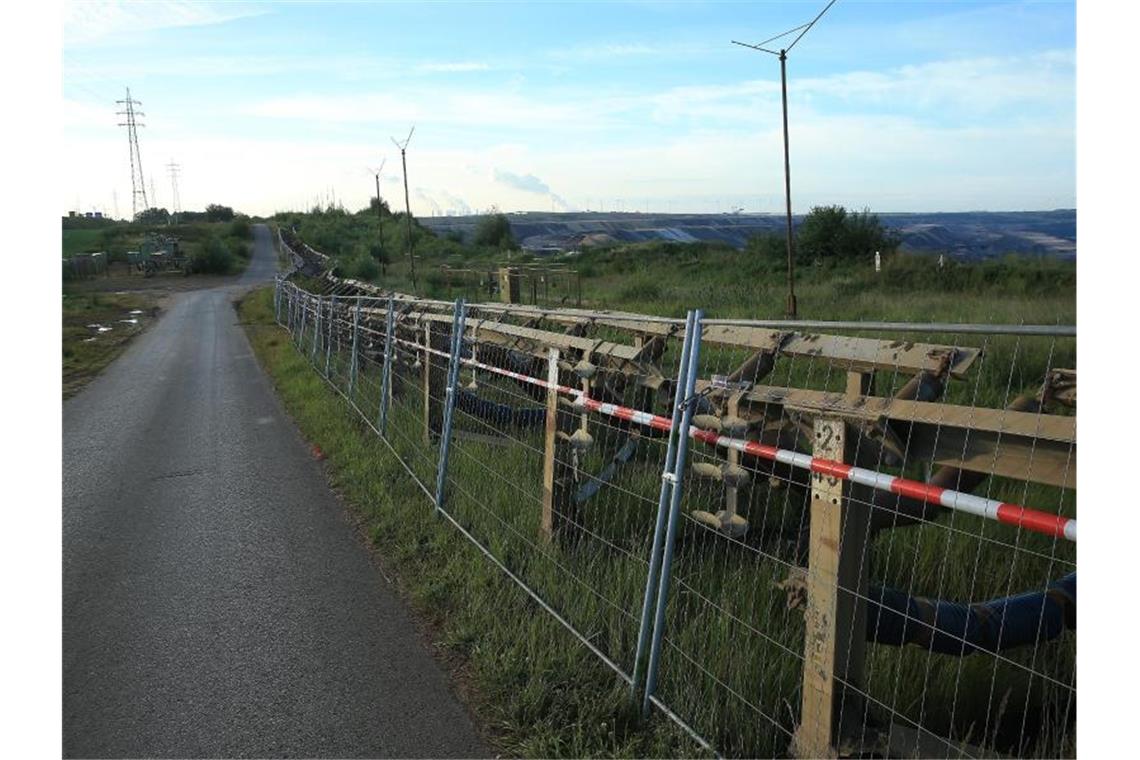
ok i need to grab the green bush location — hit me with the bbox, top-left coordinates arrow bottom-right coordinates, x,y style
353,254 -> 379,282
473,213 -> 517,249
228,238 -> 250,260
229,216 -> 251,239
191,236 -> 235,274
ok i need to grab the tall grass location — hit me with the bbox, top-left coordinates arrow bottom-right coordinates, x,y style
248,274 -> 1076,757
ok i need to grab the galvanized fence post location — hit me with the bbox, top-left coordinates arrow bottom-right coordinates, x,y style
298,294 -> 308,349
284,285 -> 293,333
631,310 -> 696,701
311,295 -> 322,363
641,309 -> 704,717
378,295 -> 396,436
274,277 -> 282,324
348,298 -> 362,398
325,295 -> 335,378
434,299 -> 467,515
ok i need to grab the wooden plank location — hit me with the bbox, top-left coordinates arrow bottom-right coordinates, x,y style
522,312 -> 979,378
846,370 -> 875,398
700,382 -> 1076,489
795,418 -> 869,758
422,322 -> 433,443
541,348 -> 560,541
386,309 -> 644,362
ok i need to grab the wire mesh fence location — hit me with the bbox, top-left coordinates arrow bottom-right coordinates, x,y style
272,232 -> 1076,759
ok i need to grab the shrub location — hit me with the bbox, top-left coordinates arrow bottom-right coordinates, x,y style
353,254 -> 379,282
473,213 -> 517,249
228,238 -> 250,260
229,216 -> 251,239
205,204 -> 235,223
191,236 -> 234,274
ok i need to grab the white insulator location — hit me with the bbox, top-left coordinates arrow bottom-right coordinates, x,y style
692,414 -> 722,432
569,428 -> 594,451
691,462 -> 724,481
574,359 -> 597,379
720,416 -> 750,437
721,464 -> 750,490
691,510 -> 723,530
719,511 -> 749,539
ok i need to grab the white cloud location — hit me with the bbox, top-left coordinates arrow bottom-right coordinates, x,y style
64,0 -> 263,46
417,61 -> 490,73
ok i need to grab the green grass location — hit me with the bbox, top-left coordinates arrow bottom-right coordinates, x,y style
62,228 -> 107,258
260,216 -> 1076,756
239,287 -> 705,759
61,219 -> 253,276
62,291 -> 160,398
245,276 -> 1075,757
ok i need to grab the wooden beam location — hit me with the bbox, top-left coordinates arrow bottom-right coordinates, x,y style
700,382 -> 1076,489
795,417 -> 869,758
541,348 -> 561,541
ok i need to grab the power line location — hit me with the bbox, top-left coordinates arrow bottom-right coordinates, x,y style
116,87 -> 148,218
731,0 -> 839,318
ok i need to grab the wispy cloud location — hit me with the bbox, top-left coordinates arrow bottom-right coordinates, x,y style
548,40 -> 711,61
64,0 -> 264,45
417,61 -> 490,73
493,169 -> 552,195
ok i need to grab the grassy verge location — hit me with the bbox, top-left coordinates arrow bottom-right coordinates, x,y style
243,264 -> 1075,756
62,291 -> 161,398
238,285 -> 703,759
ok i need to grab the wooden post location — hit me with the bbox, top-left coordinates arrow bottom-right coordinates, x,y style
541,348 -> 561,540
794,417 -> 870,758
422,321 -> 443,443
499,267 -> 520,304
726,393 -> 743,517
846,369 -> 875,398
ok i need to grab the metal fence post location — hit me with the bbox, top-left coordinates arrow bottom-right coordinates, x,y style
311,295 -> 322,363
379,296 -> 395,436
285,285 -> 293,333
434,299 -> 467,515
298,295 -> 307,349
274,278 -> 282,324
641,309 -> 703,717
348,298 -> 362,398
631,310 -> 697,701
325,296 -> 335,378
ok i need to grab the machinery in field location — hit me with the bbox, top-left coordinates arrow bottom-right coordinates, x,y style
128,234 -> 187,277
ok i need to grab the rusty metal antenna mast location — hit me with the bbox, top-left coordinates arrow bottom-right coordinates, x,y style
116,87 -> 148,218
733,0 -> 837,318
366,158 -> 388,277
391,127 -> 418,293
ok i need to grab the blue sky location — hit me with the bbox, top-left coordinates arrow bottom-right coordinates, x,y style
62,0 -> 1075,218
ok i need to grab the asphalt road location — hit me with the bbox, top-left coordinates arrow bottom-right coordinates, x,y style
63,226 -> 487,758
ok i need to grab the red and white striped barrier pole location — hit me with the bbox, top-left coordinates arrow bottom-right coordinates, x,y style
386,327 -> 1077,542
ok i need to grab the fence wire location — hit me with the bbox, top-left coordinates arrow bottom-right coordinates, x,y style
272,233 -> 1076,759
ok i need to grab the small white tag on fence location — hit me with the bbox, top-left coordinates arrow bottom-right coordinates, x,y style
710,375 -> 752,392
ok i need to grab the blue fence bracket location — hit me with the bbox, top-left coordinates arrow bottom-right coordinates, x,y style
631,310 -> 697,703
311,295 -> 323,363
641,309 -> 704,718
379,296 -> 396,436
325,296 -> 335,377
434,299 -> 467,515
348,299 -> 362,398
